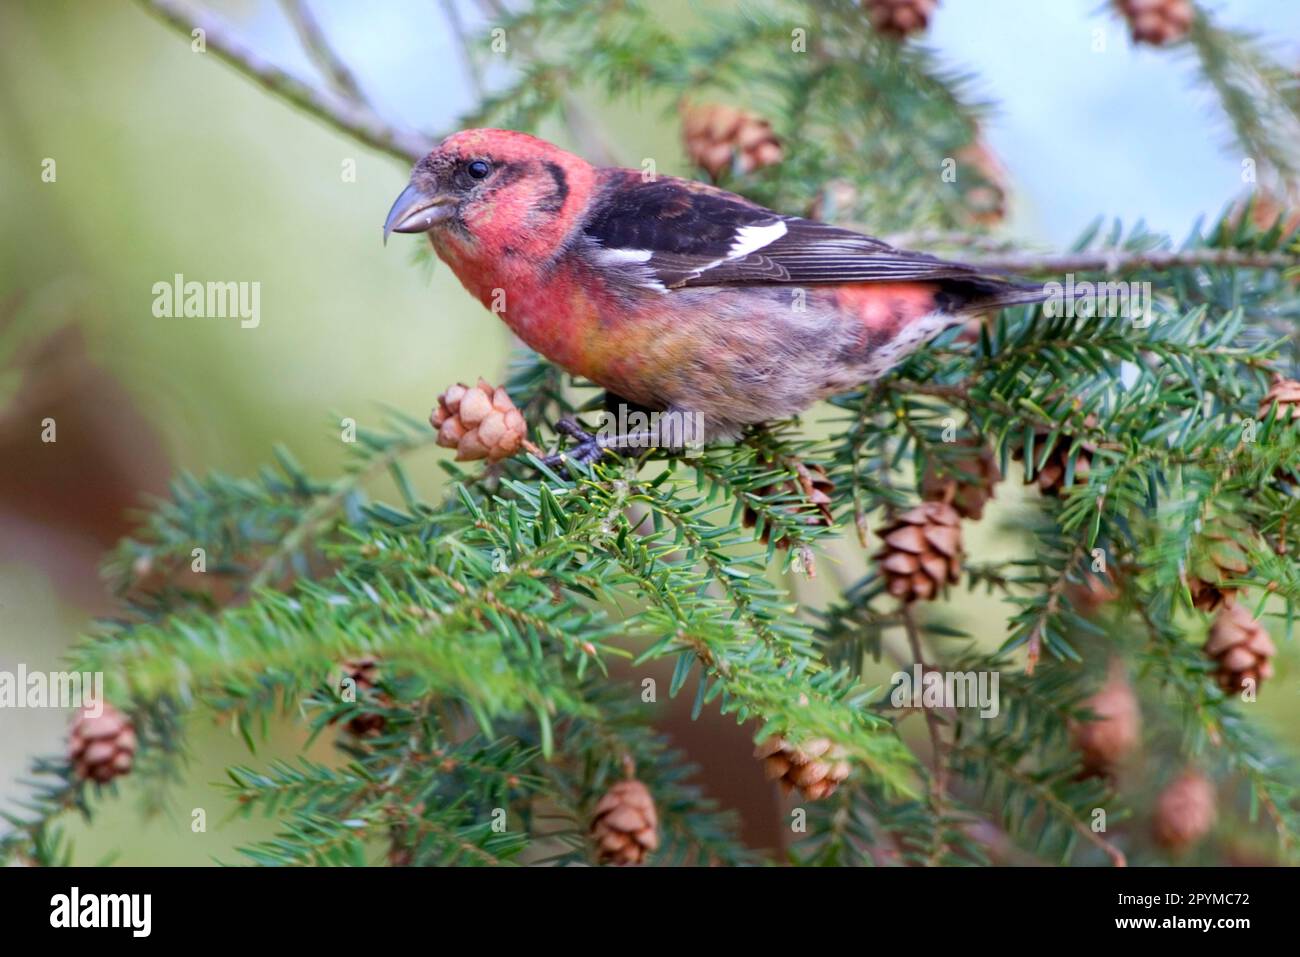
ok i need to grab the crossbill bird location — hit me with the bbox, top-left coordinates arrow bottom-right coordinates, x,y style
385,128 -> 1046,463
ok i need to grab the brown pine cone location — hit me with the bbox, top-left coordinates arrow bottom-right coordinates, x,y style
1186,519 -> 1252,612
431,379 -> 527,462
590,778 -> 659,865
1205,603 -> 1276,695
339,656 -> 387,736
1258,376 -> 1300,425
1153,771 -> 1215,851
681,102 -> 782,180
1013,426 -> 1095,497
1116,0 -> 1193,46
69,703 -> 136,784
864,0 -> 938,39
875,501 -> 963,602
957,137 -> 1009,227
1256,377 -> 1300,481
755,736 -> 851,801
1070,665 -> 1141,778
742,460 -> 834,547
920,438 -> 1001,520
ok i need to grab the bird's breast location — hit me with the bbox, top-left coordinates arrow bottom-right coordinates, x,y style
432,237 -> 643,392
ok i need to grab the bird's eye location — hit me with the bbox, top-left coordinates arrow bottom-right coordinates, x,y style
467,160 -> 491,180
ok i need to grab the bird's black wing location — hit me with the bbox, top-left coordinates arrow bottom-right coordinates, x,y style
582,171 -> 1030,298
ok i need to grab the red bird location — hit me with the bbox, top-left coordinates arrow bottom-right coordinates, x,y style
385,129 -> 1044,462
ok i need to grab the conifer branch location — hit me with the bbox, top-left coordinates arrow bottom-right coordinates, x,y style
8,0 -> 1300,870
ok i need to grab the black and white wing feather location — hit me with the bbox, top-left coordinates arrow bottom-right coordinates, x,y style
582,171 -> 1041,306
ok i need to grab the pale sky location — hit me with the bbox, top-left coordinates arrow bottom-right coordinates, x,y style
233,0 -> 1300,246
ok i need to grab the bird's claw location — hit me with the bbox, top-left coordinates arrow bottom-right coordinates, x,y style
554,419 -> 597,444
539,418 -> 608,473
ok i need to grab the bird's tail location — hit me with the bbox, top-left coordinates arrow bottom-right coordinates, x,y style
941,275 -> 1051,313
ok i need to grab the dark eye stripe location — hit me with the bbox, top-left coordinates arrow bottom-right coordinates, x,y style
537,161 -> 569,213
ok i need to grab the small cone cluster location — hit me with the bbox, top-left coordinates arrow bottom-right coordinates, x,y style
339,656 -> 388,736
920,438 -> 1001,521
69,703 -> 136,784
1205,603 -> 1276,695
431,379 -> 527,462
1070,666 -> 1141,778
1116,0 -> 1193,46
590,778 -> 659,865
755,735 -> 851,801
898,438 -> 996,605
1186,519 -> 1251,613
875,501 -> 963,602
1153,771 -> 1215,851
863,0 -> 938,40
681,102 -> 782,180
742,460 -> 834,547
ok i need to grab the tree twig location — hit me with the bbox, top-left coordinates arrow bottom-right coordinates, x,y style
966,247 -> 1298,276
135,0 -> 433,164
975,745 -> 1127,867
277,0 -> 368,104
884,230 -> 1028,254
900,606 -> 946,790
900,603 -> 953,865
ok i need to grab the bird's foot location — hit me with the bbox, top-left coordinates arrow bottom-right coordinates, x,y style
540,418 -> 609,472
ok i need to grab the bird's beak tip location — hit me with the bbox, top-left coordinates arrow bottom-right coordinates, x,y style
384,182 -> 451,243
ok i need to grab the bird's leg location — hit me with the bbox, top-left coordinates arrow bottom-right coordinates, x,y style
540,422 -> 666,470
540,418 -> 606,470
540,394 -> 688,472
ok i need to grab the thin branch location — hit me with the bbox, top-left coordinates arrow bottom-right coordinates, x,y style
967,246 -> 1298,276
900,603 -> 951,865
975,745 -> 1127,867
884,230 -> 1029,254
136,0 -> 433,164
277,0 -> 368,104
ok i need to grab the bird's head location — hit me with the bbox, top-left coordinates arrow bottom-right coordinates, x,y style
384,128 -> 594,250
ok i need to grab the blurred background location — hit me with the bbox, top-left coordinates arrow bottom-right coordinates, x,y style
2,0 -> 1298,864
